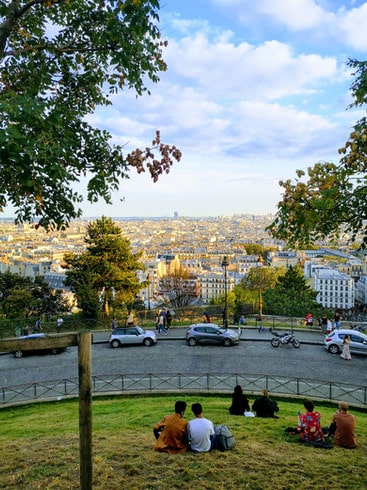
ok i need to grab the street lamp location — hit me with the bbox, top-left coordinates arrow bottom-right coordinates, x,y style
221,256 -> 229,327
147,272 -> 151,310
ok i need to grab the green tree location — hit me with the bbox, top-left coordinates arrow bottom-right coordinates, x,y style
237,266 -> 282,317
0,272 -> 68,318
263,265 -> 320,317
267,59 -> 367,249
63,216 -> 145,318
0,1 -> 181,229
243,244 -> 276,261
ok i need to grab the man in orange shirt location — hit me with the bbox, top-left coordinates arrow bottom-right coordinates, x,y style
153,401 -> 188,453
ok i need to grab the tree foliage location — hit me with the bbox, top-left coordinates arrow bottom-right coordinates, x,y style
236,266 -> 282,317
0,271 -> 67,318
262,265 -> 320,317
267,59 -> 367,249
63,216 -> 145,318
0,1 -> 181,229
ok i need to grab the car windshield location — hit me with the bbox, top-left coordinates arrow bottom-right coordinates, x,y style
136,326 -> 144,334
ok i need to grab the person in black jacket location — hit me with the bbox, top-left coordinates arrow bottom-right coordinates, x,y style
252,389 -> 279,418
229,385 -> 250,415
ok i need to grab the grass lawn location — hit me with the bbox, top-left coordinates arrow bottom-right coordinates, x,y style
0,394 -> 366,489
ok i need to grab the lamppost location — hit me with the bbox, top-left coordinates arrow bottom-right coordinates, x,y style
221,256 -> 229,327
147,272 -> 151,310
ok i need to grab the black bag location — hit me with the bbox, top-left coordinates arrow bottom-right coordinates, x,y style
213,425 -> 235,451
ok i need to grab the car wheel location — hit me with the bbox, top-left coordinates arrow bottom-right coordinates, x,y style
292,339 -> 301,348
51,348 -> 59,355
14,350 -> 23,358
328,344 -> 340,354
187,337 -> 197,346
223,338 -> 232,347
271,338 -> 280,347
111,339 -> 121,348
143,338 -> 153,346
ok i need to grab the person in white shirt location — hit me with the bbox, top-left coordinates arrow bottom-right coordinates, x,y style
187,403 -> 214,452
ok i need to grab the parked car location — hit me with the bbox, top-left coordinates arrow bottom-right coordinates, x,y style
186,323 -> 240,347
324,329 -> 367,355
109,326 -> 157,347
12,333 -> 67,358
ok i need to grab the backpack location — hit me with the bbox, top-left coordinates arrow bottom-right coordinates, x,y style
213,425 -> 235,451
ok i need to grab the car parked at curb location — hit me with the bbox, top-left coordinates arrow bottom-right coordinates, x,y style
324,329 -> 367,355
109,326 -> 157,348
12,333 -> 67,358
186,323 -> 240,347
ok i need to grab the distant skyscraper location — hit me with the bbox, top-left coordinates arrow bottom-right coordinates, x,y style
174,211 -> 178,219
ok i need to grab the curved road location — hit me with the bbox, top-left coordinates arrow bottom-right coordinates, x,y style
0,331 -> 366,388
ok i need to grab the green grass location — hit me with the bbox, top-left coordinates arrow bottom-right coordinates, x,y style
0,395 -> 366,489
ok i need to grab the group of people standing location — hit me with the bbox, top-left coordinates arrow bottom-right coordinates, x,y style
320,311 -> 342,334
155,308 -> 173,334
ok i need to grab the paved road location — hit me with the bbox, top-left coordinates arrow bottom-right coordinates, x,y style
0,327 -> 366,388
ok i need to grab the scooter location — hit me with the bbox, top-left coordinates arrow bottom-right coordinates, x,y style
270,329 -> 300,348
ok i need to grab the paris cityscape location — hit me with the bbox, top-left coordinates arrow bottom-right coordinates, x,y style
0,213 -> 366,313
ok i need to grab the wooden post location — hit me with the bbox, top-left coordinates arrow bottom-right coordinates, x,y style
78,331 -> 92,490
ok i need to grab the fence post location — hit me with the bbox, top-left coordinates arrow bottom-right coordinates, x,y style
78,331 -> 92,490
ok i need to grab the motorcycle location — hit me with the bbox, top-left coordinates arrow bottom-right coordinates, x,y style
270,329 -> 300,348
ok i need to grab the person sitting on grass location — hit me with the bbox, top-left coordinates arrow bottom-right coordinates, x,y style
187,403 -> 214,453
297,400 -> 324,443
329,401 -> 357,449
252,389 -> 279,418
229,385 -> 250,415
153,400 -> 188,454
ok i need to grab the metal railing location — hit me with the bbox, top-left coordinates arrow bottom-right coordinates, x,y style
1,372 -> 366,408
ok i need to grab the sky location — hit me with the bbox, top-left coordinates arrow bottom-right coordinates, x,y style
13,0 -> 367,220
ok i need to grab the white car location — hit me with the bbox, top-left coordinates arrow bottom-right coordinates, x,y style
109,326 -> 157,347
324,329 -> 367,355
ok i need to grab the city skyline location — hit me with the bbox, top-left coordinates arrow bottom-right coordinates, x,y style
2,1 -> 367,221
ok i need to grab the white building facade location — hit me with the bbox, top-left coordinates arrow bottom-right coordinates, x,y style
314,268 -> 355,310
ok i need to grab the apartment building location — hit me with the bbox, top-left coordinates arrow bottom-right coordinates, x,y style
355,275 -> 367,305
313,268 -> 355,310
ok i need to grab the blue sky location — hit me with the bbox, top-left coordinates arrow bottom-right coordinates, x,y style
20,1 -> 367,219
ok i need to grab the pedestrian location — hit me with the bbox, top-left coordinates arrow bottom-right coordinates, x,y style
329,401 -> 357,449
340,335 -> 352,360
126,311 -> 134,325
166,310 -> 173,329
321,314 -> 328,334
258,315 -> 264,332
305,313 -> 313,327
34,318 -> 42,332
334,311 -> 341,330
111,317 -> 117,332
158,310 -> 168,335
239,315 -> 246,325
57,317 -> 63,332
155,311 -> 160,331
203,312 -> 210,323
